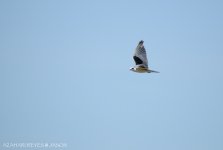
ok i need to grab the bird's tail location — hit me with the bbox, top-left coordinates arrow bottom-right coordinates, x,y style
148,70 -> 159,73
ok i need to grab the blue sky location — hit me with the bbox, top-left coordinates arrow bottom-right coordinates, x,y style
0,0 -> 223,150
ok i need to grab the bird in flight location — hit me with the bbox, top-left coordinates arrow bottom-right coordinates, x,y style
130,40 -> 159,73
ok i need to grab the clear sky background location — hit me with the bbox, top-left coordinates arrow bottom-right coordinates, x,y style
1,0 -> 223,150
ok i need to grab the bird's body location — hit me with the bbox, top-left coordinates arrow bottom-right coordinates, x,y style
131,65 -> 148,73
130,40 -> 159,73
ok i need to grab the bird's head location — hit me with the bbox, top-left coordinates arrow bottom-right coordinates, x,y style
130,67 -> 135,71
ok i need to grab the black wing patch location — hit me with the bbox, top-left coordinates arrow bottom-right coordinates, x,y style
133,56 -> 143,65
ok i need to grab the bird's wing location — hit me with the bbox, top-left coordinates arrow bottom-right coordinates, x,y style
133,40 -> 148,67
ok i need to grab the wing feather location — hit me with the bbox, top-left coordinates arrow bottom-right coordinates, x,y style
133,40 -> 148,67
